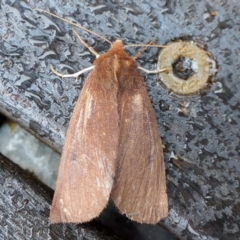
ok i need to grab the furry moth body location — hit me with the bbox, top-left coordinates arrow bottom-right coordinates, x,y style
50,40 -> 168,224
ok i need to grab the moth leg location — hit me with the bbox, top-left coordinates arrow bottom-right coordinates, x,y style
50,28 -> 98,79
72,28 -> 100,58
50,65 -> 94,79
138,66 -> 168,74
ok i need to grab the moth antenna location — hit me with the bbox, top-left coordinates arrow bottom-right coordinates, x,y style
72,28 -> 100,58
50,64 -> 94,79
133,39 -> 157,60
138,66 -> 168,74
125,39 -> 167,73
125,44 -> 166,49
34,9 -> 112,46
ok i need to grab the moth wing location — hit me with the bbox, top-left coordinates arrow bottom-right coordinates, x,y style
50,69 -> 119,223
111,72 -> 168,224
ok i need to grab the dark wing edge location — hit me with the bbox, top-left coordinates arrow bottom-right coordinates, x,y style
111,73 -> 168,224
50,70 -> 119,223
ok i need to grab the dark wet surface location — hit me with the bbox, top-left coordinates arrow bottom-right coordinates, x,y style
0,1 -> 240,239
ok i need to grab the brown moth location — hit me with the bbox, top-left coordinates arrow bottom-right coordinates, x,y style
37,10 -> 168,224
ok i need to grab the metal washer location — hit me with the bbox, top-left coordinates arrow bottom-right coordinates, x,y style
158,41 -> 214,95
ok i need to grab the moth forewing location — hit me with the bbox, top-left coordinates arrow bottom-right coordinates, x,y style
50,65 -> 119,223
110,55 -> 168,223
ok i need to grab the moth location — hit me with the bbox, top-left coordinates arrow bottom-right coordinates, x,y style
36,10 -> 168,224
